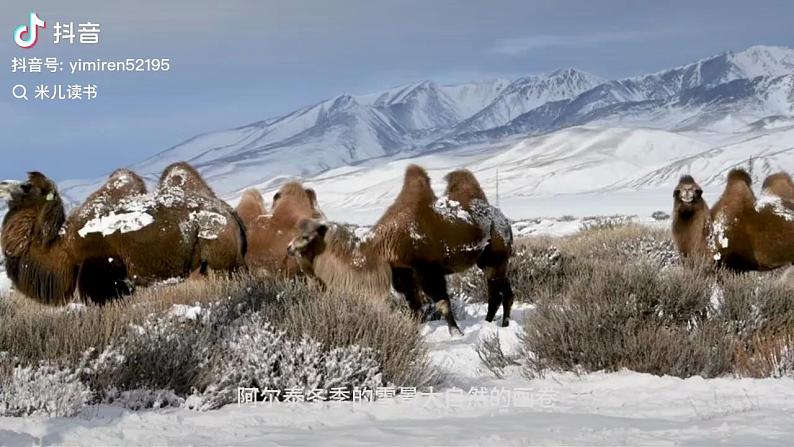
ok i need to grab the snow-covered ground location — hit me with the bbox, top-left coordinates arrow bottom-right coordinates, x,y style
2,302 -> 794,445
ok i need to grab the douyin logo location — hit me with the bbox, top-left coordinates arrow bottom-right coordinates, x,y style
14,12 -> 46,49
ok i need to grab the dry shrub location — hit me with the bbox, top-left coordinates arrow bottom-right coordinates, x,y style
565,224 -> 679,268
0,273 -> 268,365
520,224 -> 794,379
474,332 -> 520,379
451,224 -> 677,304
716,273 -> 794,378
196,313 -> 383,410
281,291 -> 436,388
449,236 -> 573,304
0,272 -> 435,414
0,361 -> 91,417
578,215 -> 635,232
734,332 -> 794,378
522,261 -> 727,378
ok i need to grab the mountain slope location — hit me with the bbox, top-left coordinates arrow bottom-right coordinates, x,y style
451,69 -> 603,133
282,122 -> 794,223
47,44 -> 794,223
444,47 -> 794,146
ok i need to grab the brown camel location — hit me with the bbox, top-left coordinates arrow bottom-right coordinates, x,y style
709,169 -> 794,271
671,175 -> 711,260
1,163 -> 247,305
0,173 -> 77,305
242,181 -> 324,276
287,165 -> 515,334
236,188 -> 267,227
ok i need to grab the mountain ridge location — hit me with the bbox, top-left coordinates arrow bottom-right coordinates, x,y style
48,44 -> 794,222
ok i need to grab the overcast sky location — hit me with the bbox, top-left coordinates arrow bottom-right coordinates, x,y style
1,0 -> 792,180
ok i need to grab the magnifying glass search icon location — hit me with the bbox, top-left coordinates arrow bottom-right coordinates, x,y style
12,84 -> 28,101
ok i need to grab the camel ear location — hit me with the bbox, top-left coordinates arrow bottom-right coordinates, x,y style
305,188 -> 318,207
38,189 -> 65,246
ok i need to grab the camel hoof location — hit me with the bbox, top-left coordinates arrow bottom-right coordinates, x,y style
448,326 -> 464,337
501,319 -> 510,328
485,315 -> 495,323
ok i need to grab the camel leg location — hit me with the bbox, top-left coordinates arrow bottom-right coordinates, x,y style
392,267 -> 423,318
499,277 -> 515,327
189,261 -> 209,280
484,262 -> 514,327
418,268 -> 463,336
485,275 -> 501,323
77,257 -> 132,305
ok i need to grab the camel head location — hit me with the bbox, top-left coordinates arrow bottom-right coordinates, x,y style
272,181 -> 324,219
674,175 -> 705,211
0,172 -> 65,246
287,217 -> 328,262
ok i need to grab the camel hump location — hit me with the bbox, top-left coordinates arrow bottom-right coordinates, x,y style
405,164 -> 429,181
236,188 -> 268,224
240,188 -> 266,210
444,169 -> 488,205
762,172 -> 794,199
106,168 -> 147,195
159,161 -> 215,197
399,164 -> 434,203
727,169 -> 753,187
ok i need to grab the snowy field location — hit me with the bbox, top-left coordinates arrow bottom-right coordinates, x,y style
0,190 -> 789,446
5,215 -> 792,445
2,302 -> 794,446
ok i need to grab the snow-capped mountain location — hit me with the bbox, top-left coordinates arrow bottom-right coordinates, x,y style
54,45 -> 794,223
443,46 -> 794,146
450,68 -> 603,133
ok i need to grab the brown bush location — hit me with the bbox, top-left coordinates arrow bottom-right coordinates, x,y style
0,272 -> 436,410
0,274 -> 264,366
518,224 -> 794,379
521,261 -> 728,378
451,224 -> 679,305
282,292 -> 435,388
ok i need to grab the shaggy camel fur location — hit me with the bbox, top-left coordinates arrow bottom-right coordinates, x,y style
242,182 -> 324,276
671,175 -> 711,261
709,169 -> 794,271
236,188 -> 267,227
288,165 -> 515,334
0,173 -> 77,305
1,163 -> 247,305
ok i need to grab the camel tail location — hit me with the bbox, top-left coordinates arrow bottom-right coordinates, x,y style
231,209 -> 248,259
